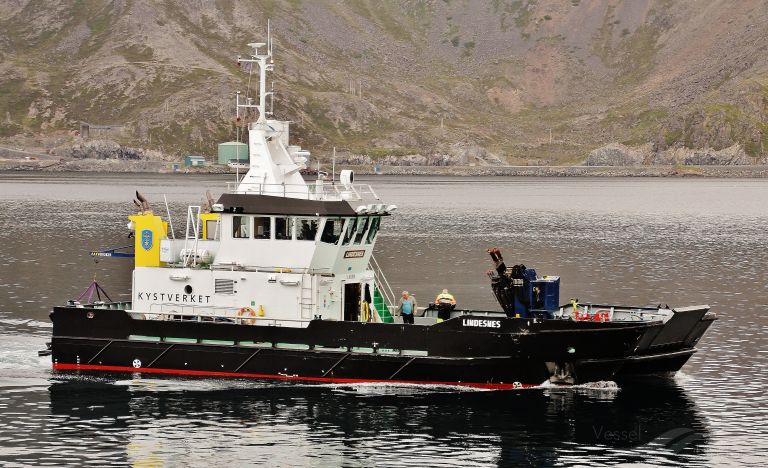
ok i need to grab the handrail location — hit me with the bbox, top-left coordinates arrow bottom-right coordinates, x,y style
369,254 -> 397,314
554,304 -> 667,322
224,182 -> 381,202
130,305 -> 312,327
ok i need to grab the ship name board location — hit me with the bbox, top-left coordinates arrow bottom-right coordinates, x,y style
137,292 -> 211,304
344,250 -> 366,259
462,319 -> 502,328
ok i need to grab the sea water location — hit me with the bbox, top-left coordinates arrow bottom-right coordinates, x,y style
0,173 -> 766,466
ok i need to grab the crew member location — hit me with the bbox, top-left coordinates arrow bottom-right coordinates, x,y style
435,288 -> 456,322
398,290 -> 417,324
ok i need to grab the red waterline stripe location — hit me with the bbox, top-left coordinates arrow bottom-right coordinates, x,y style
52,363 -> 537,390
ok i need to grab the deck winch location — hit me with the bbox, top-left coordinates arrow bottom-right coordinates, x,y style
487,248 -> 560,319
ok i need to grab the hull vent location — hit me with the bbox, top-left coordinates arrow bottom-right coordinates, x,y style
215,278 -> 235,294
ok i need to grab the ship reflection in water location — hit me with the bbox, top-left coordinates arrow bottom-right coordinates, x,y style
43,378 -> 706,466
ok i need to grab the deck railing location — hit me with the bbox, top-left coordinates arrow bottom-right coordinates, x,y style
224,181 -> 380,202
132,303 -> 312,327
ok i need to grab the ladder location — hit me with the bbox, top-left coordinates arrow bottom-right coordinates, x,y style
299,273 -> 314,319
182,205 -> 201,267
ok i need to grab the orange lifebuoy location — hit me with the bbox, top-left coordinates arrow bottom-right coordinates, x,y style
573,309 -> 590,321
573,308 -> 610,322
237,307 -> 258,325
592,310 -> 611,322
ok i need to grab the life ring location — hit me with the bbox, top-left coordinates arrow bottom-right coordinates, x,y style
237,307 -> 258,325
592,310 -> 611,322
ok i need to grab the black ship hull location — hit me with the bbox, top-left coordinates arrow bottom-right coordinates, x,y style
485,249 -> 716,380
50,306 -> 663,389
615,306 -> 716,378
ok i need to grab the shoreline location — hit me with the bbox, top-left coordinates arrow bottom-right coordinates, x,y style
345,164 -> 768,178
2,159 -> 768,177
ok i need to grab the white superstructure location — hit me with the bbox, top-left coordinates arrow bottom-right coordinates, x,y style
127,37 -> 397,328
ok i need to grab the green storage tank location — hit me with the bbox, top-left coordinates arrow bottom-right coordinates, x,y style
218,142 -> 249,165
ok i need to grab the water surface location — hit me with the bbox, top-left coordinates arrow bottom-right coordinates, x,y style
0,173 -> 766,466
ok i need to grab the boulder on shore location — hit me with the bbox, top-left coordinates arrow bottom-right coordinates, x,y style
331,142 -> 502,167
57,140 -> 157,160
586,142 -> 752,166
673,144 -> 750,165
585,143 -> 646,166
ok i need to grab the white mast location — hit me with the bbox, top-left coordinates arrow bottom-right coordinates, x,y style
237,41 -> 269,123
234,25 -> 311,198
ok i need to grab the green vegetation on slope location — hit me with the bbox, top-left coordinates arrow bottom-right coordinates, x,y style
1,0 -> 766,162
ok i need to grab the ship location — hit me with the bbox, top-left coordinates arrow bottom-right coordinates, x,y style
45,39 -> 715,389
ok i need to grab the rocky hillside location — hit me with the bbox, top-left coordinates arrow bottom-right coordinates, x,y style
1,0 -> 767,164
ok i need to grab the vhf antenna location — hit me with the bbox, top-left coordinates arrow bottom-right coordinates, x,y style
268,81 -> 275,117
236,19 -> 273,123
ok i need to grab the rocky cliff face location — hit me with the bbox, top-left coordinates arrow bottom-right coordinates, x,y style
586,142 -> 754,166
61,140 -> 155,160
1,0 -> 767,164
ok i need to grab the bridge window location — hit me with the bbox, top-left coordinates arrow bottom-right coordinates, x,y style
342,217 -> 356,245
232,216 -> 250,238
366,216 -> 381,243
275,217 -> 291,240
354,217 -> 370,244
321,217 -> 344,245
253,216 -> 271,239
294,217 -> 319,241
205,220 -> 219,240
